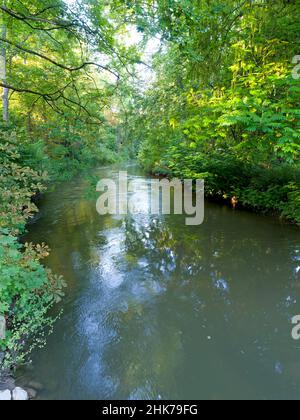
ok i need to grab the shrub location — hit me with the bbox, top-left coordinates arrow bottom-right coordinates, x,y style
0,129 -> 66,373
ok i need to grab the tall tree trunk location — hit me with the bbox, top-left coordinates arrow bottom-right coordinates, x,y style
1,4 -> 9,122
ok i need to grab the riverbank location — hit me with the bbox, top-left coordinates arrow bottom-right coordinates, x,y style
0,129 -> 67,380
150,153 -> 300,227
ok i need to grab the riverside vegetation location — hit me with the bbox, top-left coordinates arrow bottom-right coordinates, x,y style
120,0 -> 300,224
0,0 -> 299,379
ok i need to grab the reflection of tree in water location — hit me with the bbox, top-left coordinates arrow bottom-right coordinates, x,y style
103,212 -> 300,399
25,178 -> 300,399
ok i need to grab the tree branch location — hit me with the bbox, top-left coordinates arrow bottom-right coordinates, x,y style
0,36 -> 120,79
31,4 -> 63,17
0,81 -> 54,98
0,5 -> 73,30
0,81 -> 103,123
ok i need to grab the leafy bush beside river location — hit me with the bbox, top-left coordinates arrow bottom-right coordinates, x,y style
0,129 -> 67,372
164,150 -> 300,225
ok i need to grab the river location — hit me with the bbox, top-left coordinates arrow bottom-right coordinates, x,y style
17,165 -> 300,400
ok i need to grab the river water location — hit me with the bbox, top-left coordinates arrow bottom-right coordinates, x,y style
18,165 -> 300,400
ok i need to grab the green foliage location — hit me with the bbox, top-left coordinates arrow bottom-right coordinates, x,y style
166,148 -> 300,223
0,129 -> 48,235
124,0 -> 300,225
0,129 -> 66,372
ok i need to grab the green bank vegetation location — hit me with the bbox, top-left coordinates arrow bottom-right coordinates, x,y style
121,0 -> 300,224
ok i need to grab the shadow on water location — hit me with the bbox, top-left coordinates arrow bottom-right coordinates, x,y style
17,165 -> 300,400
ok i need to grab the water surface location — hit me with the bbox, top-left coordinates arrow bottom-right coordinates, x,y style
18,165 -> 300,400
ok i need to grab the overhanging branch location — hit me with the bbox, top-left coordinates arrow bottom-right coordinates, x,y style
0,82 -> 103,123
0,5 -> 74,30
0,36 -> 120,79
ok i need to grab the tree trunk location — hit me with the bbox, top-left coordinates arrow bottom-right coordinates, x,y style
1,4 -> 9,122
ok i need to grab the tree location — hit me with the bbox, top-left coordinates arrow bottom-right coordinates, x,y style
0,0 -> 8,122
0,0 -> 140,124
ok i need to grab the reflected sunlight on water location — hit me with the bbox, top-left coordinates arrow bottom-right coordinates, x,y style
17,165 -> 300,400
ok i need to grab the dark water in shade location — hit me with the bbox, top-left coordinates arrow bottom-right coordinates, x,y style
17,165 -> 300,400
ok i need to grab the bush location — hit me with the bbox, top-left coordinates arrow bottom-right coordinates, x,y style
0,129 -> 66,373
165,148 -> 300,225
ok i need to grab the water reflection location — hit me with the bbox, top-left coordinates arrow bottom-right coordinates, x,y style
18,166 -> 300,400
